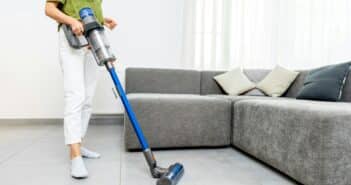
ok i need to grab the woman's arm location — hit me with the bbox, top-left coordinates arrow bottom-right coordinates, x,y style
45,2 -> 84,35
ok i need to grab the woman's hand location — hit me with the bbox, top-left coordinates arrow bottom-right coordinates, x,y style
45,2 -> 84,35
104,17 -> 118,30
69,18 -> 84,36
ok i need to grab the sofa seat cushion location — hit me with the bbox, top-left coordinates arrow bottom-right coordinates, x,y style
124,94 -> 232,150
233,99 -> 351,185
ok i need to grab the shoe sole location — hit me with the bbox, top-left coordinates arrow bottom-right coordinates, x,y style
72,176 -> 88,179
82,155 -> 101,159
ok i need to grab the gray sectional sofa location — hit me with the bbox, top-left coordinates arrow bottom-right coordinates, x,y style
123,67 -> 351,185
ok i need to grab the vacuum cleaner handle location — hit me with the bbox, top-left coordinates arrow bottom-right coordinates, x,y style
105,62 -> 150,149
62,24 -> 89,49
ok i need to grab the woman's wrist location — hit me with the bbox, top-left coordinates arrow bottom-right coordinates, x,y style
67,17 -> 78,26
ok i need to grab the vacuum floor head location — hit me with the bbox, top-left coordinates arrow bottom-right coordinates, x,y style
156,163 -> 184,185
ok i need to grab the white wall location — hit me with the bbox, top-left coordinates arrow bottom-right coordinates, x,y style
0,0 -> 184,118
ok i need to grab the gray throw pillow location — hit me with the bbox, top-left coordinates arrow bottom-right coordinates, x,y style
296,62 -> 351,101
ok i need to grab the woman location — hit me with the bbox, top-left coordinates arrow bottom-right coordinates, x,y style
45,0 -> 117,179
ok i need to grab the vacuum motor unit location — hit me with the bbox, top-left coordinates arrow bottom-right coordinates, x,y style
79,8 -> 116,66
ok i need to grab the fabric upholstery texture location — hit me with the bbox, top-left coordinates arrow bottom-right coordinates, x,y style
243,69 -> 270,83
206,94 -> 280,103
125,68 -> 201,94
233,99 -> 351,185
283,70 -> 309,98
243,89 -> 265,96
200,71 -> 226,95
243,70 -> 270,96
213,68 -> 256,95
124,94 -> 232,150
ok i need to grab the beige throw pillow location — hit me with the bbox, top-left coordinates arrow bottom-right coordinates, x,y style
257,66 -> 299,97
214,68 -> 256,95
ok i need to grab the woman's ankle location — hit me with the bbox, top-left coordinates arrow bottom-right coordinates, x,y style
70,143 -> 82,159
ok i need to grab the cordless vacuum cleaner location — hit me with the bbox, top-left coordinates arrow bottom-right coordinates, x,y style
63,7 -> 184,185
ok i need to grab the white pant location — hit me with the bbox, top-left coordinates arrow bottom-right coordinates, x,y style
58,29 -> 100,145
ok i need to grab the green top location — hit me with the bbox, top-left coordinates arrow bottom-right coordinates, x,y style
47,0 -> 104,24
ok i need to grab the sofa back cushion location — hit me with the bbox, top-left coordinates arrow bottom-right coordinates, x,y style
243,70 -> 271,83
126,67 -> 351,100
283,70 -> 309,98
125,68 -> 201,94
200,71 -> 226,95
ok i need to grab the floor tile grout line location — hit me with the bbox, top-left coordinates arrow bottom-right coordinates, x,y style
0,126 -> 57,166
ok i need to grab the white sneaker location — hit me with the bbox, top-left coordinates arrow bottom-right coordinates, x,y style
71,156 -> 88,179
81,147 -> 101,159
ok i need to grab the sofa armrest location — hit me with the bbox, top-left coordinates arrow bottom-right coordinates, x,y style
233,99 -> 351,185
125,68 -> 201,94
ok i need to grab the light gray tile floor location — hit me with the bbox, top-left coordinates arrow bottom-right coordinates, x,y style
0,118 -> 300,185
121,148 -> 300,185
0,118 -> 122,185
